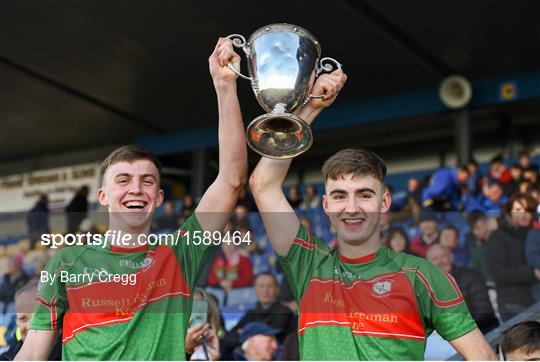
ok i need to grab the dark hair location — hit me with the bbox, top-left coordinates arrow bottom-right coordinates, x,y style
457,165 -> 469,174
524,165 -> 539,173
467,211 -> 487,227
501,321 -> 540,356
491,154 -> 504,164
100,145 -> 162,183
254,272 -> 278,286
441,225 -> 459,238
519,150 -> 531,159
388,228 -> 410,253
510,163 -> 522,170
504,192 -> 537,215
322,149 -> 386,183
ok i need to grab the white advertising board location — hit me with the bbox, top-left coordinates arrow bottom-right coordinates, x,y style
0,163 -> 100,212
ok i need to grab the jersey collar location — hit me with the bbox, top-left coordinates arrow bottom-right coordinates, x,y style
339,247 -> 383,264
109,244 -> 148,253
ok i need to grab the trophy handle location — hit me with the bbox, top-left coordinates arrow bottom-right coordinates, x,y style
316,57 -> 342,76
308,57 -> 342,101
225,34 -> 253,81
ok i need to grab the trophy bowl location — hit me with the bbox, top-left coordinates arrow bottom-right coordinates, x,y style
227,23 -> 341,159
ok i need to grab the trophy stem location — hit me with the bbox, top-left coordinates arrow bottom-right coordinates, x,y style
246,112 -> 313,159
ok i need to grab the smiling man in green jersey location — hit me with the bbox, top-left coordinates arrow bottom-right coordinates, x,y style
249,73 -> 497,359
15,37 -> 247,361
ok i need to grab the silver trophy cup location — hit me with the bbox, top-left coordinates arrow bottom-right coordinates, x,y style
227,23 -> 341,159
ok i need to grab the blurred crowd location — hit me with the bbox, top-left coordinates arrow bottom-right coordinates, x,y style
1,150 -> 539,360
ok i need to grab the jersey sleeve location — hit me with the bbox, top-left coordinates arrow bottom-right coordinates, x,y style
414,261 -> 477,341
174,213 -> 217,289
278,224 -> 329,302
29,252 -> 68,331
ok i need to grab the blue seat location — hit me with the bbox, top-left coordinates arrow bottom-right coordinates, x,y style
221,305 -> 245,331
226,287 -> 257,308
205,287 -> 225,307
248,213 -> 266,237
251,254 -> 271,275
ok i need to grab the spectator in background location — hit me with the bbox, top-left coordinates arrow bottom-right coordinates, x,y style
65,185 -> 89,233
27,194 -> 50,247
486,192 -> 540,321
500,321 -> 540,361
487,154 -> 511,185
153,200 -> 180,231
525,205 -> 540,302
279,277 -> 297,313
410,212 -> 439,258
285,185 -> 302,210
233,322 -> 279,361
426,244 -> 499,334
230,204 -> 250,230
519,150 -> 533,170
0,281 -> 61,360
466,212 -> 495,285
439,226 -> 468,267
522,165 -> 540,191
506,164 -> 523,196
388,228 -> 410,254
181,194 -> 195,218
242,227 -> 277,275
467,159 -> 482,196
238,188 -> 257,212
465,178 -> 508,218
186,288 -> 223,361
0,256 -> 29,313
421,166 -> 469,211
224,273 -> 293,355
392,177 -> 422,223
528,185 -> 540,204
207,242 -> 254,291
300,184 -> 321,210
379,211 -> 392,246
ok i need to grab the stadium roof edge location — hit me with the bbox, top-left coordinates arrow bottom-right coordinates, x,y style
136,69 -> 540,156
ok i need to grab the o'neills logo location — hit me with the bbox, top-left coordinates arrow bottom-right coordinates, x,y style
372,280 -> 392,297
119,256 -> 154,269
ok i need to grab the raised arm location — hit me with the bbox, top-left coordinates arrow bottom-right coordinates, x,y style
196,38 -> 248,233
448,327 -> 497,360
249,69 -> 347,256
15,330 -> 58,360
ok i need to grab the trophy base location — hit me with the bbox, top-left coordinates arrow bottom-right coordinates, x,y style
246,112 -> 313,159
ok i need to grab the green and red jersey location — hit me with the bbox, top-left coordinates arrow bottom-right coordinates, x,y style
30,214 -> 212,360
279,224 -> 477,360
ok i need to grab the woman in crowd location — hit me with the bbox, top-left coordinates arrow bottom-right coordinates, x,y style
485,192 -> 539,321
388,228 -> 410,254
186,288 -> 224,360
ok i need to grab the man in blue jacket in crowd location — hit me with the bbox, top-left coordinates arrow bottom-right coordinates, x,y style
422,166 -> 469,211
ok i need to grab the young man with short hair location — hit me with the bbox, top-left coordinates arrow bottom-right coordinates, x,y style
16,37 -> 247,360
501,321 -> 540,361
249,74 -> 496,358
